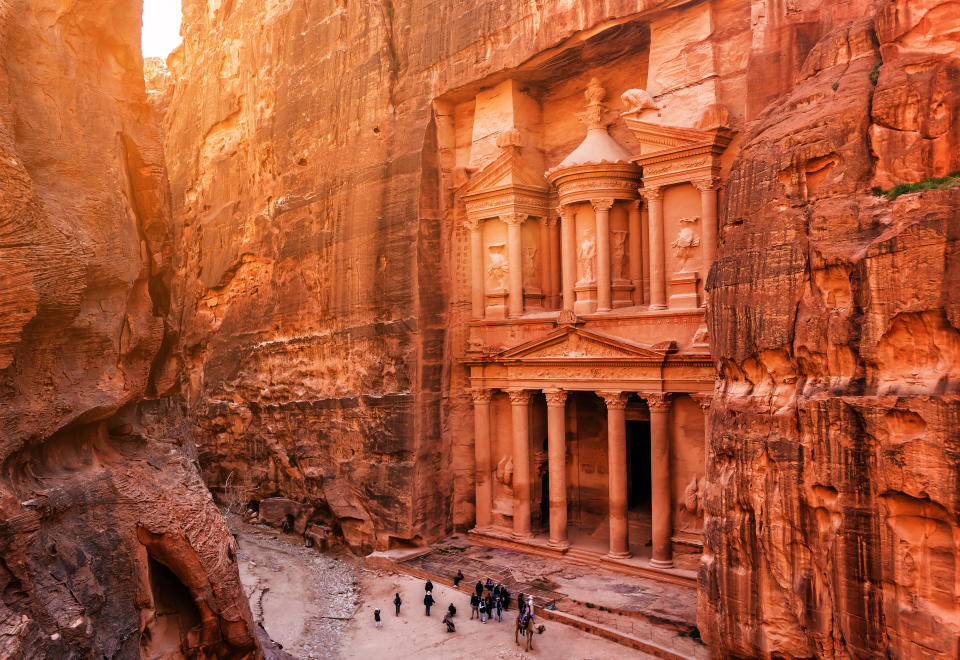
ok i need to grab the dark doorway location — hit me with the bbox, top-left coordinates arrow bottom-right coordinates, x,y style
627,421 -> 651,509
540,470 -> 550,528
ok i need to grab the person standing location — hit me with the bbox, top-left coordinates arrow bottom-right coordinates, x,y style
517,592 -> 526,616
453,570 -> 464,587
475,580 -> 483,599
374,609 -> 382,630
470,593 -> 479,620
425,578 -> 434,593
478,597 -> 487,623
495,595 -> 503,622
393,593 -> 402,616
424,592 -> 435,616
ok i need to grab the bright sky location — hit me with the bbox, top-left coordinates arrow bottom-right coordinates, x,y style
141,0 -> 183,58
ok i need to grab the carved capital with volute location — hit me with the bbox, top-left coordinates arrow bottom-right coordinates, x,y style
692,177 -> 722,193
689,393 -> 712,411
464,217 -> 483,232
471,388 -> 494,404
543,389 -> 568,407
501,213 -> 527,226
626,199 -> 641,212
557,204 -> 575,222
639,186 -> 663,202
643,392 -> 672,410
598,391 -> 629,410
506,388 -> 533,405
591,198 -> 615,213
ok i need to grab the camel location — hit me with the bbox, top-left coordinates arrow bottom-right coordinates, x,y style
515,612 -> 545,652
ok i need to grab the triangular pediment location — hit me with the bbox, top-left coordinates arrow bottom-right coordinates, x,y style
496,326 -> 666,360
459,146 -> 549,198
622,118 -> 716,151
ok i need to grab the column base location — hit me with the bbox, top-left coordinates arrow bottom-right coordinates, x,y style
606,551 -> 632,560
648,303 -> 667,310
649,557 -> 675,569
510,533 -> 535,543
548,539 -> 571,550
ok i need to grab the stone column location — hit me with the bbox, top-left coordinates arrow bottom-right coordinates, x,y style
559,205 -> 576,312
691,393 -> 712,452
547,216 -> 561,309
539,217 -> 552,306
507,389 -> 533,539
504,213 -> 526,317
599,392 -> 630,558
645,392 -> 673,567
628,200 -> 643,306
641,187 -> 666,310
468,219 -> 485,318
471,389 -> 494,530
544,389 -> 569,548
694,178 -> 720,306
592,198 -> 614,312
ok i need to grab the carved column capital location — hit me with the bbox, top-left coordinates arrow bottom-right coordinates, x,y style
598,391 -> 629,410
464,216 -> 483,231
543,389 -> 568,407
690,393 -> 712,411
506,388 -> 533,405
471,388 -> 494,404
543,215 -> 559,228
692,177 -> 722,193
639,186 -> 663,202
626,199 -> 642,212
591,198 -> 615,213
501,213 -> 527,226
557,204 -> 575,221
643,392 -> 673,410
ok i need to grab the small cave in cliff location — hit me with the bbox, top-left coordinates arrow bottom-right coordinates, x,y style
140,556 -> 202,659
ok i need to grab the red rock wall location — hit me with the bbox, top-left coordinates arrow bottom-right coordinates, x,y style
702,1 -> 960,657
0,1 -> 258,657
164,0 -> 695,551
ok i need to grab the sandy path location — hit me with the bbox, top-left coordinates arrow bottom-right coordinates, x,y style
340,570 -> 656,660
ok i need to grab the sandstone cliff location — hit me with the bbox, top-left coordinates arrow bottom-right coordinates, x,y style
165,0 -> 699,552
0,1 -> 258,657
703,0 -> 960,657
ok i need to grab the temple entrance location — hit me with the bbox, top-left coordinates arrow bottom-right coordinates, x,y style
627,420 -> 651,510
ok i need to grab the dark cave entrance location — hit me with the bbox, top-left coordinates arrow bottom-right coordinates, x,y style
140,556 -> 202,657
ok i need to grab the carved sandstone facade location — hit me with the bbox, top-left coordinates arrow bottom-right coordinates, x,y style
453,72 -> 726,571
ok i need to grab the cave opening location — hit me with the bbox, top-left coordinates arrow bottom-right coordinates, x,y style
140,555 -> 202,658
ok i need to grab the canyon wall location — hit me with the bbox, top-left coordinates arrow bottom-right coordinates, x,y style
164,0 -> 698,552
0,1 -> 258,657
702,0 -> 960,657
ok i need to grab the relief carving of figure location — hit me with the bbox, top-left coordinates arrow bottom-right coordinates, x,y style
522,246 -> 538,284
620,88 -> 660,117
671,217 -> 701,272
486,243 -> 508,290
496,455 -> 513,488
610,230 -> 628,280
577,235 -> 596,284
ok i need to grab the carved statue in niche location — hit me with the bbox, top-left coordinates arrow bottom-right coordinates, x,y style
496,455 -> 513,488
610,230 -> 628,280
671,217 -> 701,272
522,246 -> 538,284
487,243 -> 508,290
620,88 -> 660,116
577,235 -> 596,284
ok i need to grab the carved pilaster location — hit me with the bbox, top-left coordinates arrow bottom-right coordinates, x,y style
598,391 -> 629,409
543,389 -> 568,407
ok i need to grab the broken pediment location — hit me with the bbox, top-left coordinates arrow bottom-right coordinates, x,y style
496,326 -> 666,361
459,144 -> 551,220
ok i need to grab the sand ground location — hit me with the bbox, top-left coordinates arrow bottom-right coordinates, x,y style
233,521 -> 656,659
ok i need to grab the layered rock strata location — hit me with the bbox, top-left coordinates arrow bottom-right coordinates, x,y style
0,1 -> 258,657
702,1 -> 960,657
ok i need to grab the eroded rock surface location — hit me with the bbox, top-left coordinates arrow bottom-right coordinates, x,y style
703,1 -> 960,657
0,1 -> 258,657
